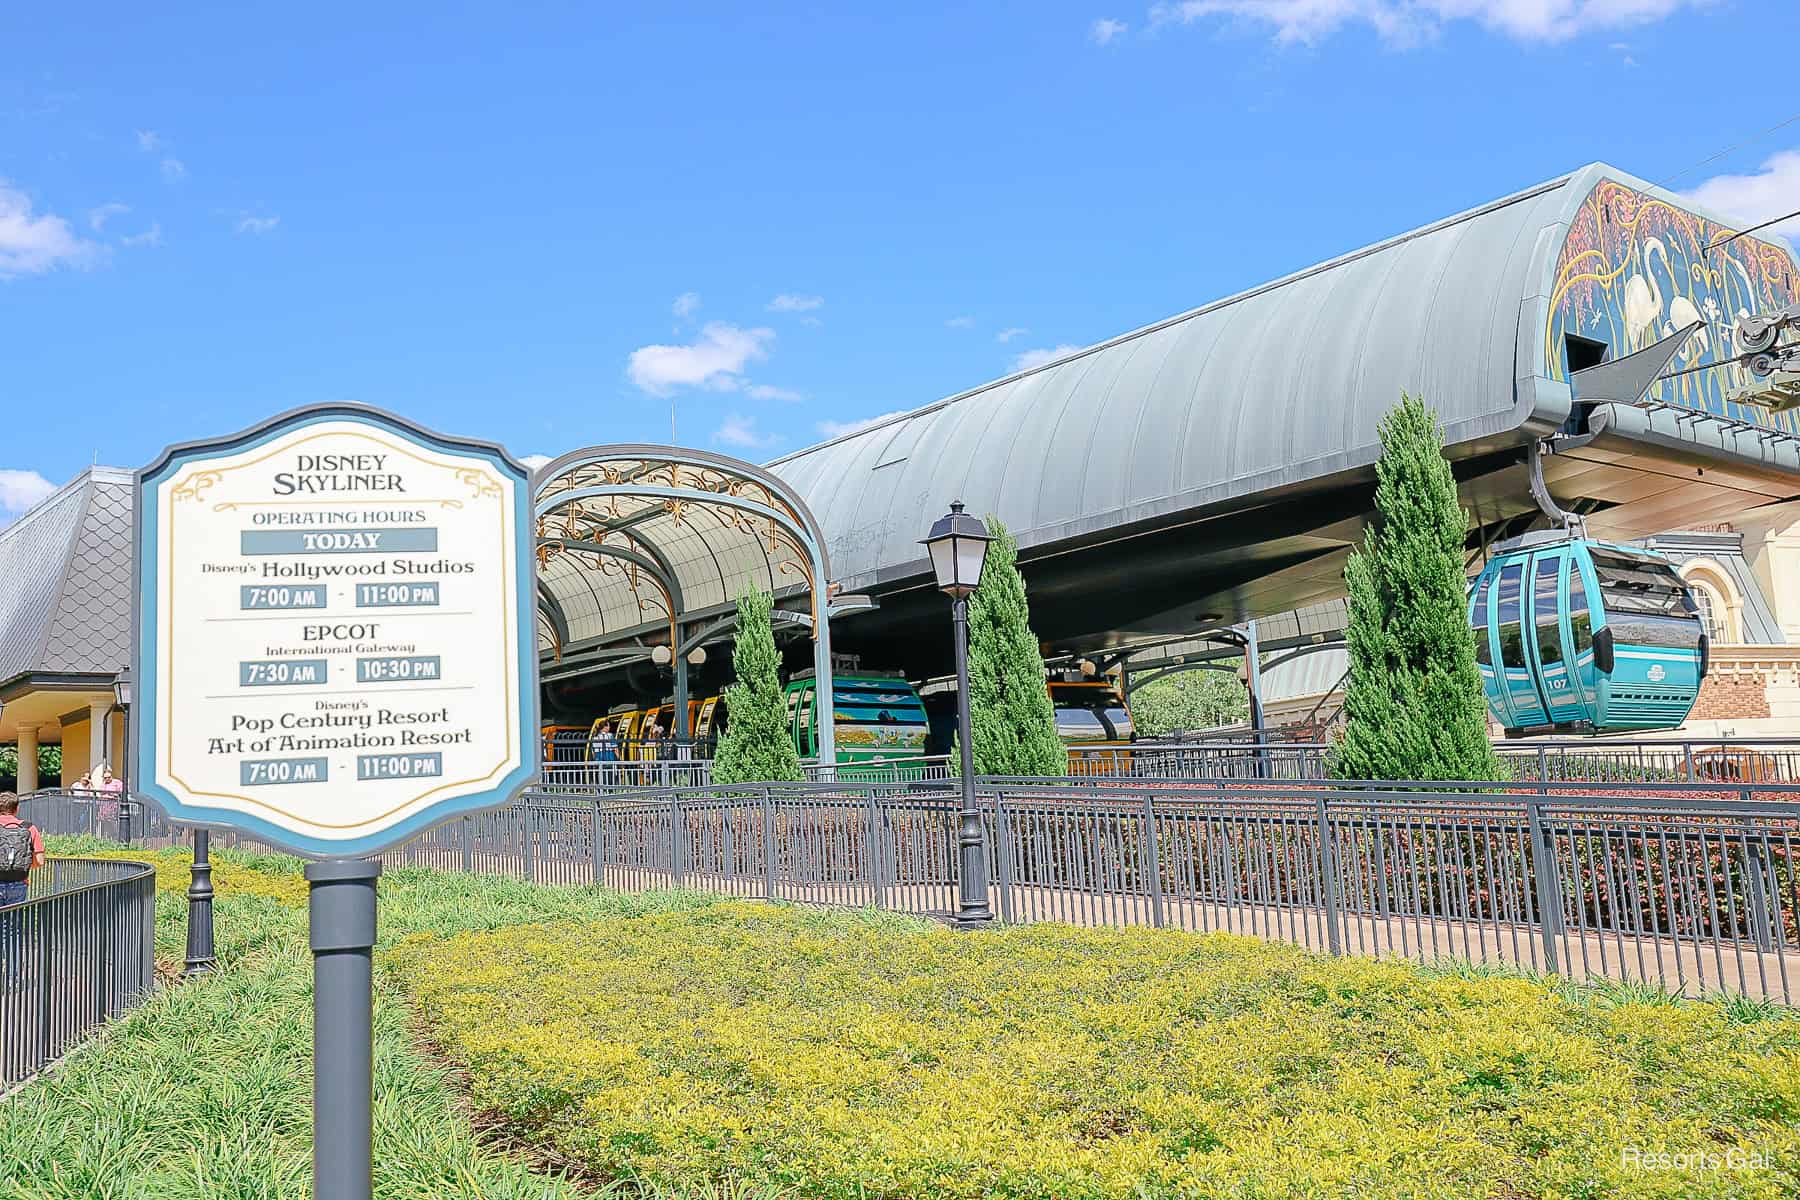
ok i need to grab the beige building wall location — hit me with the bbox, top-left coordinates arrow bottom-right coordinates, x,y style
60,718 -> 90,785
1735,500 -> 1800,643
46,706 -> 125,785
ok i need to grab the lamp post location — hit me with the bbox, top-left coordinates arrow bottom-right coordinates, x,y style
183,826 -> 216,977
111,672 -> 134,843
124,662 -> 213,977
922,502 -> 994,928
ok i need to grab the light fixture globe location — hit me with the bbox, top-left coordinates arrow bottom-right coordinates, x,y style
687,646 -> 707,666
651,645 -> 673,666
113,670 -> 134,709
921,501 -> 993,599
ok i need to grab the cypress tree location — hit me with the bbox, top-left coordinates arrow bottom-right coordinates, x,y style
963,519 -> 1067,776
711,589 -> 804,785
1331,394 -> 1500,782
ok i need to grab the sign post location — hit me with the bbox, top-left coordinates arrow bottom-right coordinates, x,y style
131,404 -> 537,1200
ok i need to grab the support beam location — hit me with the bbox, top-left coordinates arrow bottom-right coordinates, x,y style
89,700 -> 113,775
17,724 -> 39,792
673,623 -> 691,758
536,580 -> 572,650
1244,619 -> 1265,737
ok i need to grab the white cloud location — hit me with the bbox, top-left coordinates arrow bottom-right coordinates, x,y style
235,213 -> 280,235
0,468 -> 57,518
628,322 -> 774,395
1682,150 -> 1800,247
714,413 -> 779,449
1091,17 -> 1129,43
1013,344 -> 1083,372
672,291 -> 701,319
816,410 -> 909,440
0,182 -> 103,279
121,223 -> 163,248
88,202 -> 129,232
945,315 -> 975,328
767,293 -> 824,313
747,383 -> 805,402
519,454 -> 553,472
996,326 -> 1029,343
160,157 -> 187,181
136,130 -> 162,152
1146,0 -> 1701,47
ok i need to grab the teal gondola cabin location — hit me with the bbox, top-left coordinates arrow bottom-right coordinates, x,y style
1470,533 -> 1707,738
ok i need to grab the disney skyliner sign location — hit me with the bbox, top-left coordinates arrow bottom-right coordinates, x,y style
131,404 -> 538,1200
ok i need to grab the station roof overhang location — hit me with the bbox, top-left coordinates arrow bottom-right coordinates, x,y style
0,673 -> 118,744
531,446 -> 850,690
749,163 -> 1800,666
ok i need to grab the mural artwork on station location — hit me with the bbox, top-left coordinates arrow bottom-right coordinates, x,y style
1545,178 -> 1800,434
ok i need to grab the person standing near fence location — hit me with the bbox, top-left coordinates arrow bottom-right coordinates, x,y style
0,792 -> 45,906
99,762 -> 124,821
1,792 -> 46,986
90,762 -> 124,822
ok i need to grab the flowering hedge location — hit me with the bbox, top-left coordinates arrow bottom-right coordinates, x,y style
393,904 -> 1800,1199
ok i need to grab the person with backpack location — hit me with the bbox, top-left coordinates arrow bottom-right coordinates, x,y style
1,792 -> 45,987
0,792 -> 44,906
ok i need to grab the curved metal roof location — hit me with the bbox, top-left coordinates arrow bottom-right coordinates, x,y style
533,446 -> 832,658
768,162 -> 1800,594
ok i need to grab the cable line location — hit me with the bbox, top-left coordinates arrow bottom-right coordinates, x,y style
1657,112 -> 1800,187
1708,206 -> 1800,254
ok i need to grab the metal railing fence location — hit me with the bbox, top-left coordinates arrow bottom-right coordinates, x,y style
546,730 -> 721,764
538,744 -> 1334,792
977,779 -> 1799,1000
1495,738 -> 1800,784
537,754 -> 957,792
16,790 -> 174,844
531,735 -> 1800,791
539,759 -> 717,793
2,857 -> 158,1089
30,774 -> 1800,1002
393,777 -> 1799,1002
1066,743 -> 1330,779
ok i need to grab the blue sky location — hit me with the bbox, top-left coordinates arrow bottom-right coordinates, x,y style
3,1 -> 1797,521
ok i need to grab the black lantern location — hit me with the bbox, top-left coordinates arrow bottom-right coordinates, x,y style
921,502 -> 992,599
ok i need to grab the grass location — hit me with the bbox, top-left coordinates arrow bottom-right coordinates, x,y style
1,840 -> 772,1200
8,842 -> 1800,1199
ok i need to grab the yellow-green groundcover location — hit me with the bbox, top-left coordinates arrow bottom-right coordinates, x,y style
393,904 -> 1800,1200
80,843 -> 310,906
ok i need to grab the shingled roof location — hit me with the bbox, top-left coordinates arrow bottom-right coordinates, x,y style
0,467 -> 134,689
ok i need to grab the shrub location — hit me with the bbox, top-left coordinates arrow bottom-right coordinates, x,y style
711,589 -> 803,784
965,518 -> 1065,776
394,903 -> 1800,1200
1333,395 -> 1500,782
1130,667 -> 1247,736
0,743 -> 62,784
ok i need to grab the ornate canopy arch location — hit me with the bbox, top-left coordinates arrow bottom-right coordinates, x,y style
532,445 -> 840,763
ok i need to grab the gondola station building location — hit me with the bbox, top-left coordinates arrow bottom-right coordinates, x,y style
7,162 -> 1800,781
